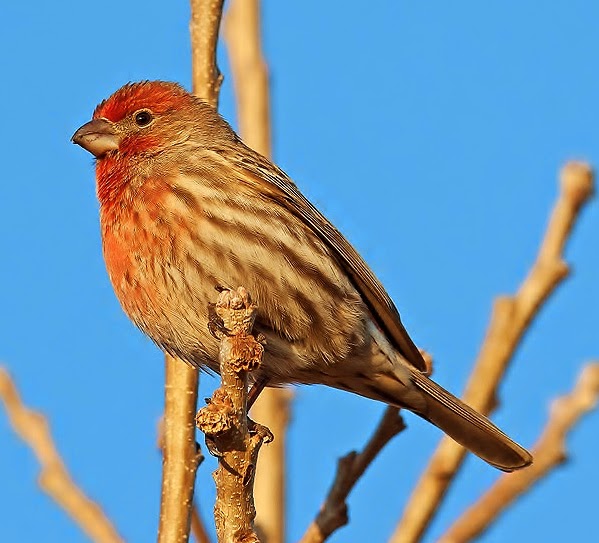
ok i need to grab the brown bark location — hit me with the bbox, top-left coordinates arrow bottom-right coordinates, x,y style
196,288 -> 272,543
299,407 -> 406,543
158,358 -> 204,543
190,0 -> 225,107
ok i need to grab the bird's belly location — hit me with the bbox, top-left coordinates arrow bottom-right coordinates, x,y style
102,211 -> 370,382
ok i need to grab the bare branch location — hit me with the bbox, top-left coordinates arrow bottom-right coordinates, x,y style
224,2 -> 292,542
158,418 -> 211,543
299,407 -> 406,543
440,362 -> 599,543
190,0 -> 225,106
158,3 -> 225,542
224,0 -> 271,156
393,161 -> 595,543
158,358 -> 204,543
0,367 -> 123,543
196,287 -> 272,543
251,388 -> 292,543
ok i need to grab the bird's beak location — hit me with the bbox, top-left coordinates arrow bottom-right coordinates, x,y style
72,118 -> 120,158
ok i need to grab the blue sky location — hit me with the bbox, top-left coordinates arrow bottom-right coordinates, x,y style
1,2 -> 597,542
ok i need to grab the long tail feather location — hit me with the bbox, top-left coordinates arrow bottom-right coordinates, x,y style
409,371 -> 532,471
362,369 -> 532,471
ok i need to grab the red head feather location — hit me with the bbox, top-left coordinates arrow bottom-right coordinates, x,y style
93,81 -> 192,122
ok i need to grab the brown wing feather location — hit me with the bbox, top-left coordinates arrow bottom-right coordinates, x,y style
213,145 -> 428,373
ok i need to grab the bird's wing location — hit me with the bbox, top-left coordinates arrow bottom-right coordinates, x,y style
214,146 -> 428,373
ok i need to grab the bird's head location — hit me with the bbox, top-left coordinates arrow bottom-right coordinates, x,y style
72,81 -> 237,212
72,81 -> 202,159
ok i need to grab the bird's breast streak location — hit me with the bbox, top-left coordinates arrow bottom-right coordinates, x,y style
102,176 -> 371,373
166,180 -> 371,367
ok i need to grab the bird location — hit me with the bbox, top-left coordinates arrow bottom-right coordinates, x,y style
72,80 -> 532,471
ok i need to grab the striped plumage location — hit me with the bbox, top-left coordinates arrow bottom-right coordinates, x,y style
73,81 -> 532,471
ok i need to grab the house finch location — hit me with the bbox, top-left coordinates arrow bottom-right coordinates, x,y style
73,81 -> 532,471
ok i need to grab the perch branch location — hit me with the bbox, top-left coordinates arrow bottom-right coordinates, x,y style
224,2 -> 292,542
393,161 -> 595,543
439,362 -> 599,543
299,407 -> 406,543
0,367 -> 123,543
158,2 -> 225,542
196,287 -> 272,543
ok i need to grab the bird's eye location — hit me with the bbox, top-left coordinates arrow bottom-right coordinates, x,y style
134,110 -> 153,127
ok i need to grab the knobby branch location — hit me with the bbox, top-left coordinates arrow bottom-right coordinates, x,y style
196,287 -> 273,543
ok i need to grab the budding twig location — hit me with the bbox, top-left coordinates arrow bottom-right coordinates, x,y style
439,362 -> 599,543
393,161 -> 595,543
0,367 -> 123,543
196,287 -> 272,543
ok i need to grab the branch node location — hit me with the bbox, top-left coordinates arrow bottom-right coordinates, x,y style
230,335 -> 264,372
200,287 -> 269,543
196,390 -> 234,436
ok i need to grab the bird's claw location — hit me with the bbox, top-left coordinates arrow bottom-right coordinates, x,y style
248,417 -> 274,444
204,434 -> 224,458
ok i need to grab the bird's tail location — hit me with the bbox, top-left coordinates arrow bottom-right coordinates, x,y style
365,369 -> 532,472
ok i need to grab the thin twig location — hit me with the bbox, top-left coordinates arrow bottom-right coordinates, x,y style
439,362 -> 599,543
157,2 -> 225,542
191,500 -> 213,543
392,161 -> 595,543
0,367 -> 123,543
224,2 -> 292,542
196,287 -> 272,543
299,407 -> 406,543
